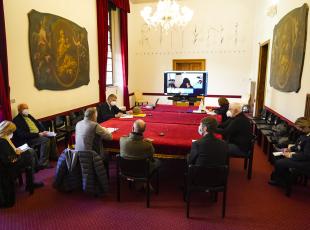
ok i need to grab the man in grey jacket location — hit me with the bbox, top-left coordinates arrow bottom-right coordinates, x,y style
120,119 -> 160,173
75,107 -> 112,159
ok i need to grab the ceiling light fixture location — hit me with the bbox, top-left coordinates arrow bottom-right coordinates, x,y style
140,0 -> 193,31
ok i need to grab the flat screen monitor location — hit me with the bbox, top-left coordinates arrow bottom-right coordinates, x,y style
164,71 -> 208,96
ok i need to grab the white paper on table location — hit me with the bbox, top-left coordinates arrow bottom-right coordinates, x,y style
120,114 -> 133,119
107,128 -> 119,133
207,111 -> 216,115
192,110 -> 206,114
17,143 -> 31,152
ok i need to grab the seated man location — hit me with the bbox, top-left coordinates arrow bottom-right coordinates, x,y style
269,117 -> 310,187
216,102 -> 253,156
120,119 -> 160,173
97,94 -> 131,123
188,117 -> 228,166
13,103 -> 55,169
75,107 -> 112,159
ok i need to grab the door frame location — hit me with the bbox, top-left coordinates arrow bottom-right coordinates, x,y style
255,40 -> 269,116
173,59 -> 206,71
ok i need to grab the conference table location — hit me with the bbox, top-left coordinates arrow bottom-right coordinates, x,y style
101,105 -> 221,159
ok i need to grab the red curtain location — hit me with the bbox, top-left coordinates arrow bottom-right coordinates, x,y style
96,0 -> 109,103
111,0 -> 130,13
0,62 -> 11,121
0,0 -> 11,120
120,10 -> 129,109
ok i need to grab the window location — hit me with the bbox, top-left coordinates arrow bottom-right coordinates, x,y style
106,9 -> 113,86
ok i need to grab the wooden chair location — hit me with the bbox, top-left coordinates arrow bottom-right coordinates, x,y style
185,164 -> 229,218
286,168 -> 310,197
116,155 -> 159,208
230,135 -> 256,179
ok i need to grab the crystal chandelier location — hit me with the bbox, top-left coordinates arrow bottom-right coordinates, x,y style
140,0 -> 193,31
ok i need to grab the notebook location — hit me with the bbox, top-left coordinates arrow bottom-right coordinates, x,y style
107,128 -> 119,133
17,143 -> 31,152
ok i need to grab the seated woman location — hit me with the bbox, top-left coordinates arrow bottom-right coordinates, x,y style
179,78 -> 193,88
213,97 -> 230,122
0,121 -> 43,207
269,117 -> 310,187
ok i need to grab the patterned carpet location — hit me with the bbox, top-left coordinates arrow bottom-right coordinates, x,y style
1,145 -> 309,230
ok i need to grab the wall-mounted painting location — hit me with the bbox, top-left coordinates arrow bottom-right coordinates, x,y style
270,4 -> 308,93
28,10 -> 89,90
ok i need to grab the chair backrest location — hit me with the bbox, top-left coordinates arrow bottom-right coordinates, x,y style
266,113 -> 275,124
260,108 -> 267,119
70,110 -> 84,127
55,115 -> 66,128
41,120 -> 53,131
188,165 -> 228,188
135,91 -> 143,101
117,156 -> 149,178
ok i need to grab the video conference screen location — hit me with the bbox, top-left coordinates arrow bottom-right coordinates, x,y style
164,71 -> 208,96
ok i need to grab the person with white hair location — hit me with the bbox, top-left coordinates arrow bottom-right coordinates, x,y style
0,120 -> 44,204
75,107 -> 112,158
13,103 -> 55,169
216,102 -> 253,156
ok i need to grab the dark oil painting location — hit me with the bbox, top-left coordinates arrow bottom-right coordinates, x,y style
270,4 -> 308,93
28,10 -> 90,90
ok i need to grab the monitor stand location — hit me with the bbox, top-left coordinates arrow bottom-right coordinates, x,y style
167,95 -> 201,106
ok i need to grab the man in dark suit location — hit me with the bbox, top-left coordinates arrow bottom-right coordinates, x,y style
216,102 -> 253,156
188,117 -> 228,166
13,103 -> 53,169
97,94 -> 129,123
269,117 -> 310,186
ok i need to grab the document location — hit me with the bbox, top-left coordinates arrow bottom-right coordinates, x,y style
107,128 -> 119,133
273,151 -> 295,157
46,131 -> 56,137
207,111 -> 216,115
17,143 -> 31,152
192,110 -> 206,114
120,114 -> 134,119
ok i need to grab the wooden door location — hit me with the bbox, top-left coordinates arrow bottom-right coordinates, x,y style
173,59 -> 206,71
305,94 -> 310,118
255,41 -> 269,116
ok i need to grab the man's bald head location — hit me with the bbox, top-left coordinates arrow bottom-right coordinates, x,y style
133,119 -> 146,134
18,103 -> 29,113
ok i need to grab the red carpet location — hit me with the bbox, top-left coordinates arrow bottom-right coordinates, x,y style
1,145 -> 309,230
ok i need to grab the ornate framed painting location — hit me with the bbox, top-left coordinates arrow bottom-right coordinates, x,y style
28,10 -> 90,90
270,4 -> 308,93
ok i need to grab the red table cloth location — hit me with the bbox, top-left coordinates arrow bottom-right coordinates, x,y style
120,111 -> 221,125
101,119 -> 221,156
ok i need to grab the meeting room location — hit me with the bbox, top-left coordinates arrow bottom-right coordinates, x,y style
0,0 -> 310,229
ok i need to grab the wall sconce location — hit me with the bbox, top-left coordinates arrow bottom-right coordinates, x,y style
267,0 -> 278,17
